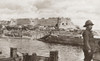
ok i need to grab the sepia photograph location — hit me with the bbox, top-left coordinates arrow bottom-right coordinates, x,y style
0,0 -> 100,61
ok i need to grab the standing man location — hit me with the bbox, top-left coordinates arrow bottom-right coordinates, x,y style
82,20 -> 95,61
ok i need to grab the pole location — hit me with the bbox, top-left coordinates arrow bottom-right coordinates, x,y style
49,51 -> 58,61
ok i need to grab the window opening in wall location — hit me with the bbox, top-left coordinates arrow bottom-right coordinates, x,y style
66,23 -> 68,25
62,23 -> 64,25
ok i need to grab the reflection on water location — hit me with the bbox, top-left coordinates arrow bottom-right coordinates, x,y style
0,38 -> 84,61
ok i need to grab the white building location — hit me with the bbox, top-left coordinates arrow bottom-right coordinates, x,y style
59,18 -> 77,30
10,18 -> 37,26
9,19 -> 16,26
30,18 -> 38,26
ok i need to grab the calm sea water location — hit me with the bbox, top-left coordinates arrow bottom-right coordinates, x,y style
0,38 -> 84,61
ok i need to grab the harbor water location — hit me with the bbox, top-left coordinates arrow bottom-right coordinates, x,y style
0,37 -> 84,61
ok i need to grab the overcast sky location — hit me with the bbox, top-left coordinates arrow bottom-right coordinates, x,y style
0,0 -> 100,30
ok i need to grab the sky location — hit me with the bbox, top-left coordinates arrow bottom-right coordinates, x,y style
0,0 -> 100,30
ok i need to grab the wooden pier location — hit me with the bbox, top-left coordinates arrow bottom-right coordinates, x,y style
0,48 -> 59,61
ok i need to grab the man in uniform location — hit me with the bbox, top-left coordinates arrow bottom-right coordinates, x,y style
82,20 -> 95,61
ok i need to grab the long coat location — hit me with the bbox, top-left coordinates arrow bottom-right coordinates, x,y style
82,29 -> 96,52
